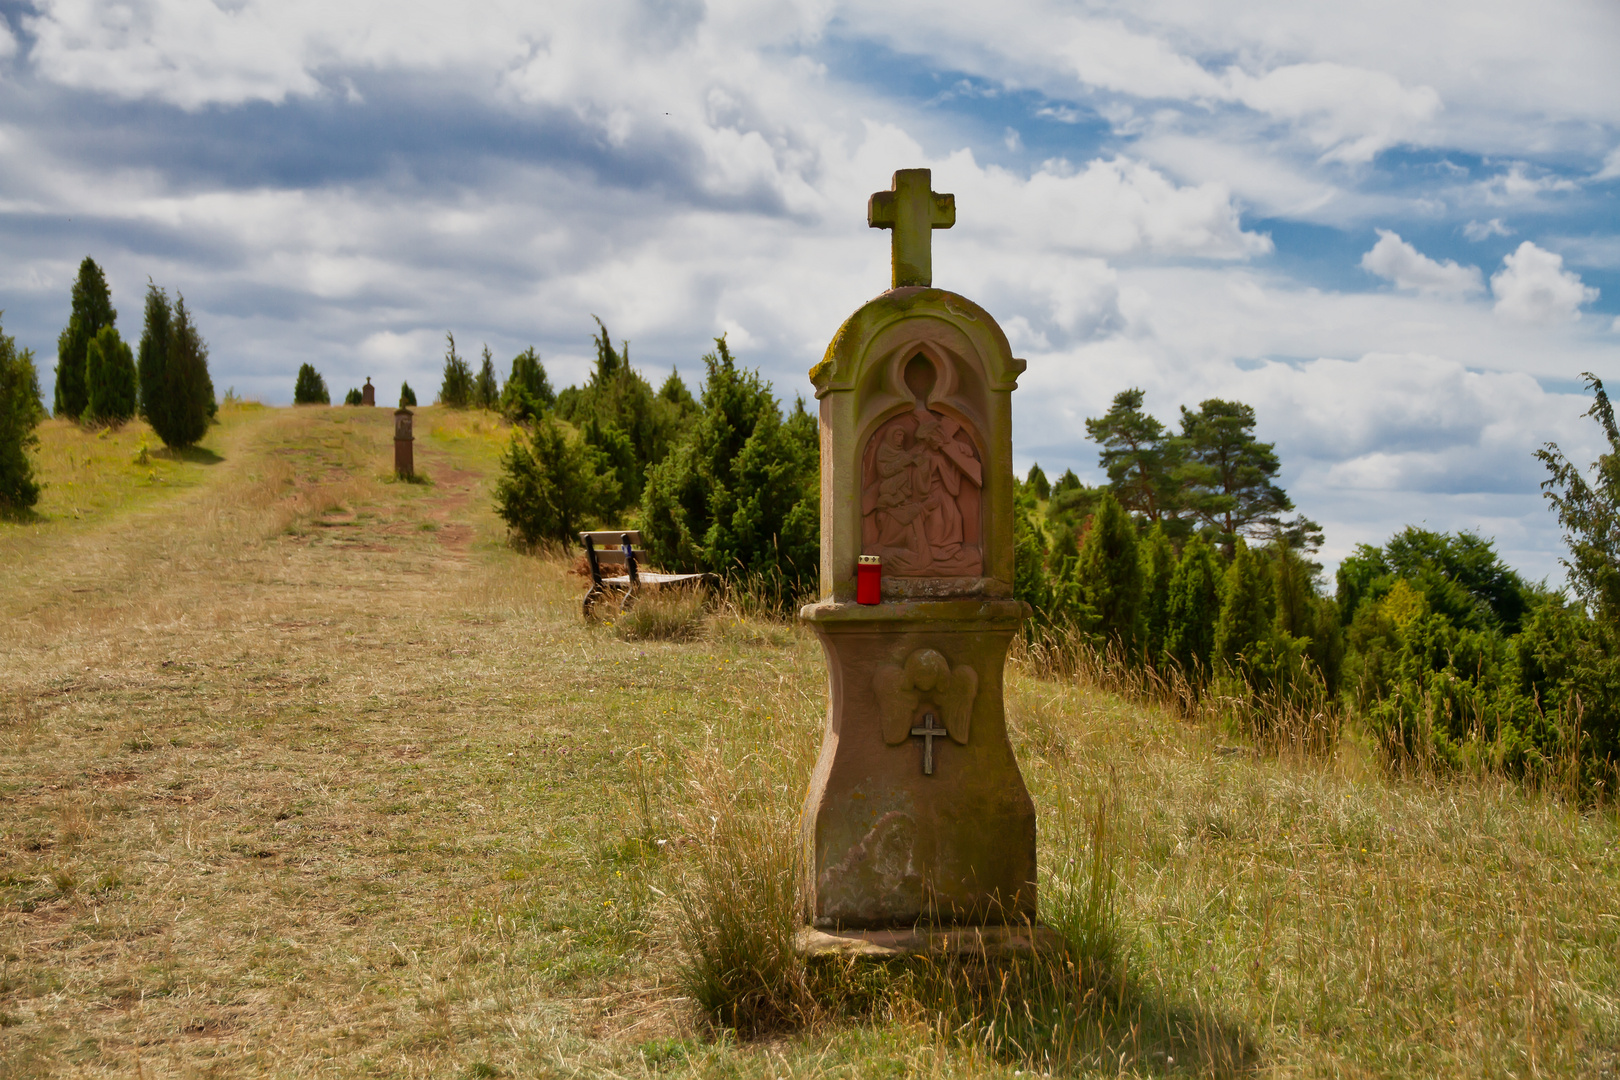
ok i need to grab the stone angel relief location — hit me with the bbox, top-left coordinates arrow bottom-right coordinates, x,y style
873,648 -> 979,747
861,408 -> 983,577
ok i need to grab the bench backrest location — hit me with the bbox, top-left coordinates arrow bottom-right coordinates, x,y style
580,530 -> 645,581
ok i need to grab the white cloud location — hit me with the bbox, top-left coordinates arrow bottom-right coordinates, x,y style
1479,163 -> 1580,205
1596,147 -> 1620,180
1360,230 -> 1483,296
1223,62 -> 1441,164
1490,241 -> 1598,323
1463,218 -> 1512,241
0,18 -> 17,60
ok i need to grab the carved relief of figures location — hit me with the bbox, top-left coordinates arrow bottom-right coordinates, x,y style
861,407 -> 984,576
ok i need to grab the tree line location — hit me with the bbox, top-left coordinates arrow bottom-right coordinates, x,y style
0,257 -> 217,513
1021,383 -> 1619,782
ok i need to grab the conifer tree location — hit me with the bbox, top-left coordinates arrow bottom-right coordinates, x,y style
137,284 -> 173,433
399,381 -> 417,407
85,325 -> 137,425
1025,463 -> 1051,501
1071,491 -> 1143,648
658,367 -> 697,413
1138,522 -> 1176,662
1176,399 -> 1293,549
293,363 -> 330,405
494,417 -> 619,545
476,345 -> 499,409
438,332 -> 474,408
344,388 -> 363,406
1013,496 -> 1051,617
0,317 -> 43,511
1086,388 -> 1181,522
501,347 -> 554,422
1164,535 -> 1221,676
54,257 -> 117,419
161,295 -> 214,446
1214,539 -> 1273,669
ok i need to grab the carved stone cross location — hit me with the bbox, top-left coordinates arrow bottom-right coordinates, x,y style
910,711 -> 945,775
868,168 -> 955,289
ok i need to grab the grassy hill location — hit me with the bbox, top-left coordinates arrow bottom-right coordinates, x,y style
1,405 -> 1616,1077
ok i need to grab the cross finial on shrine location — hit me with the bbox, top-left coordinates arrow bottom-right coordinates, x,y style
868,168 -> 955,289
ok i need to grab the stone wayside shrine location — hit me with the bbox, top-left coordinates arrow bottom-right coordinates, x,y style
798,169 -> 1053,958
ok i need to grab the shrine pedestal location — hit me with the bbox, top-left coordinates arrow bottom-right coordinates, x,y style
800,599 -> 1035,930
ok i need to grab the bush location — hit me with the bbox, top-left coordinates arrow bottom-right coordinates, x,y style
438,332 -> 474,408
293,363 -> 329,405
0,317 -> 43,511
399,381 -> 417,408
612,588 -> 707,642
492,417 -> 619,545
85,325 -> 137,425
343,387 -> 363,406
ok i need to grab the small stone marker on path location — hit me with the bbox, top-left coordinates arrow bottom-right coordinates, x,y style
361,377 -> 376,406
394,407 -> 414,479
798,169 -> 1054,958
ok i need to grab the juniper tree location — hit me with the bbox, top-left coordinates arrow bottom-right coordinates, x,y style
1138,522 -> 1176,663
494,417 -> 619,545
137,284 -> 173,433
1025,463 -> 1051,501
500,347 -> 553,423
399,381 -> 417,408
640,336 -> 818,593
658,367 -> 697,413
1164,534 -> 1221,676
293,363 -> 330,405
475,345 -> 499,410
1214,539 -> 1273,670
438,332 -> 474,408
54,257 -> 117,419
0,318 -> 43,511
1070,491 -> 1143,649
85,325 -> 137,425
344,388 -> 363,406
160,295 -> 214,446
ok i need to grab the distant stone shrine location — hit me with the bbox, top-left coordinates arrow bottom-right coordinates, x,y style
394,407 -> 414,479
361,377 -> 376,406
799,169 -> 1047,955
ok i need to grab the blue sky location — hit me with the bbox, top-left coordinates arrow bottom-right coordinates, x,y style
1,0 -> 1617,582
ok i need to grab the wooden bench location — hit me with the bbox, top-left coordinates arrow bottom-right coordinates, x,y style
579,530 -> 716,617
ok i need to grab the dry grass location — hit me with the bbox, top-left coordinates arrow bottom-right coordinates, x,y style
1,404 -> 1617,1077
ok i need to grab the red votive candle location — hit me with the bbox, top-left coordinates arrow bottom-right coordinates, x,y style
856,555 -> 882,605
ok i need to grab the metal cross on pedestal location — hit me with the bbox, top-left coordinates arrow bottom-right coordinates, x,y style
910,711 -> 946,776
868,168 -> 955,289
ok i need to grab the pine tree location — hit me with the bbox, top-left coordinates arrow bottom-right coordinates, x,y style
1175,399 -> 1293,550
54,257 -> 117,419
85,325 -> 137,425
293,363 -> 330,405
137,284 -> 173,434
475,345 -> 499,409
1214,539 -> 1273,670
438,332 -> 474,408
1164,535 -> 1221,676
1086,388 -> 1181,522
1070,491 -> 1143,648
0,317 -> 43,511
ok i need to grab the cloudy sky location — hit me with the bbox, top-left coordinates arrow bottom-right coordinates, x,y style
2,0 -> 1617,581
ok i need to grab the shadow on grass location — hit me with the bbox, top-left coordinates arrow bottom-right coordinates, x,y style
153,445 -> 224,465
0,505 -> 45,525
788,944 -> 1257,1077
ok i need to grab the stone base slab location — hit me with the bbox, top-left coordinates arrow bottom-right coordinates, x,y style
795,923 -> 1063,960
